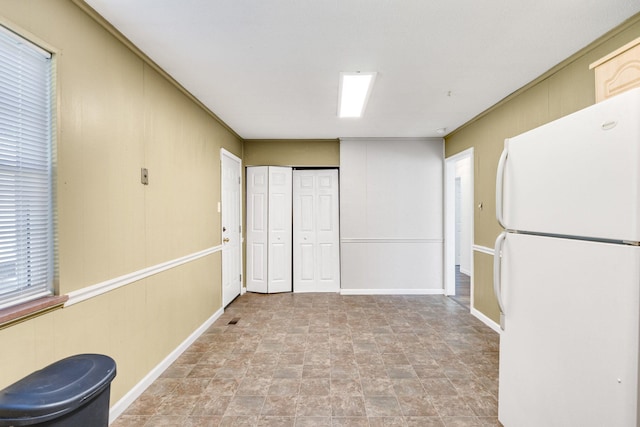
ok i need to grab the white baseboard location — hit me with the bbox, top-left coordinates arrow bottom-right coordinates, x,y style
295,287 -> 340,293
471,307 -> 501,334
340,288 -> 444,296
109,307 -> 224,424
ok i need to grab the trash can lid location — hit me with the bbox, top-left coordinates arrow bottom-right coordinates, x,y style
0,354 -> 116,423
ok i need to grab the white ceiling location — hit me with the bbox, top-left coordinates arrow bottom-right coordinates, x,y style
84,0 -> 640,139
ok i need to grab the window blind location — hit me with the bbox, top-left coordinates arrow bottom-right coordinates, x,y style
0,26 -> 53,310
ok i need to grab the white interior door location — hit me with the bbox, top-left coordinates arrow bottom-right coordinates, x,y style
221,149 -> 242,307
246,166 -> 268,293
293,169 -> 340,292
267,167 -> 292,293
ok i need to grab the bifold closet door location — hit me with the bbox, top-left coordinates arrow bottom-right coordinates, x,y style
293,169 -> 340,292
246,167 -> 268,293
246,166 -> 292,293
268,167 -> 292,293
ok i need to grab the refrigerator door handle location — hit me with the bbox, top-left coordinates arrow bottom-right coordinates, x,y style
493,231 -> 507,330
495,141 -> 509,229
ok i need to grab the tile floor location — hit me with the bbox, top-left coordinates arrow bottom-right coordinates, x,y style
112,292 -> 499,426
449,267 -> 471,310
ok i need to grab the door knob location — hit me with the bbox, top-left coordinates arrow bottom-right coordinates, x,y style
223,238 -> 230,243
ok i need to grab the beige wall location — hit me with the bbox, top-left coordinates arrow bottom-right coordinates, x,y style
445,14 -> 640,323
244,139 -> 339,166
0,0 -> 242,405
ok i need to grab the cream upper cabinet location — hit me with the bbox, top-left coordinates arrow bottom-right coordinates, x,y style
590,37 -> 640,102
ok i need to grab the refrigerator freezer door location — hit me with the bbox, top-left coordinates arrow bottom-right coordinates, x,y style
498,87 -> 640,242
498,232 -> 640,427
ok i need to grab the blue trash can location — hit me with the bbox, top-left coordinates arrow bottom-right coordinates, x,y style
0,354 -> 116,426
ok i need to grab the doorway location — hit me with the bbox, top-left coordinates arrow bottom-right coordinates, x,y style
221,149 -> 242,307
444,148 -> 474,309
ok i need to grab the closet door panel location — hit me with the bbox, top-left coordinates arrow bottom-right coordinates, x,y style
268,167 -> 292,293
293,169 -> 340,292
246,167 -> 269,293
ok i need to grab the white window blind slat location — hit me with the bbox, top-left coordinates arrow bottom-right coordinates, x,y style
0,26 -> 53,310
0,113 -> 51,128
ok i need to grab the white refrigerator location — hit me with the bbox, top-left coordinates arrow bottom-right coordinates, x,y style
494,87 -> 640,427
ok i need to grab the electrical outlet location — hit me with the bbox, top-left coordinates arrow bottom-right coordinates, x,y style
141,168 -> 149,185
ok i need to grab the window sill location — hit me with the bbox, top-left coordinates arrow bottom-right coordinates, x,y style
0,295 -> 68,329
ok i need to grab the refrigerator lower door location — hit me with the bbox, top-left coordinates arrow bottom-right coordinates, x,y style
498,232 -> 640,427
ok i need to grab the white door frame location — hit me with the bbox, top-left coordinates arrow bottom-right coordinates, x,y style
444,148 -> 474,299
221,148 -> 243,307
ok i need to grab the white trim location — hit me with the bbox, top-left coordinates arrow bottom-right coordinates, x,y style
109,307 -> 224,424
340,288 -> 444,295
473,244 -> 495,256
220,147 -> 241,163
220,148 -> 244,305
460,267 -> 471,276
444,147 -> 474,296
65,246 -> 222,307
341,238 -> 443,244
468,243 -> 499,334
471,307 -> 501,334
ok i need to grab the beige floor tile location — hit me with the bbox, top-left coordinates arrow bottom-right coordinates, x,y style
112,293 -> 499,427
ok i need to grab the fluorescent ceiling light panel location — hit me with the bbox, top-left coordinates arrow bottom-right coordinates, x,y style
338,72 -> 376,118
